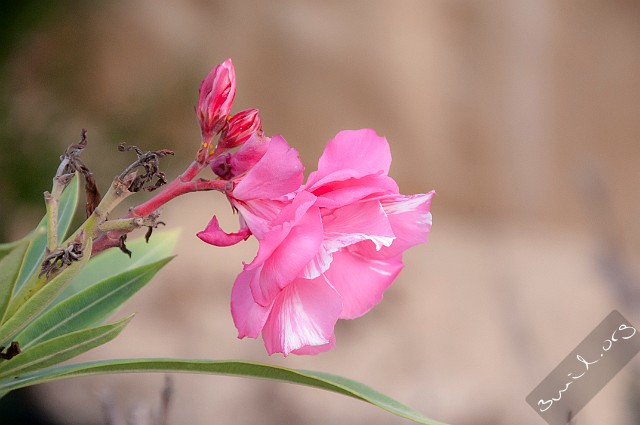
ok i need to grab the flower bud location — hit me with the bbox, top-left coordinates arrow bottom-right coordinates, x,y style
217,108 -> 262,150
197,58 -> 236,141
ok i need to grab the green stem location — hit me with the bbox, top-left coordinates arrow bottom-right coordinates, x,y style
44,174 -> 74,252
96,216 -> 159,234
44,192 -> 57,252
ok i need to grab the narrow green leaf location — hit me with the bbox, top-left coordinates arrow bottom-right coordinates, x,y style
13,174 -> 80,293
0,316 -> 132,379
18,256 -> 173,349
0,240 -> 31,323
0,359 -> 447,425
12,225 -> 46,294
55,229 -> 179,305
0,238 -> 92,346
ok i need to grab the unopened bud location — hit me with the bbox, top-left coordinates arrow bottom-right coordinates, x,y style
217,109 -> 262,150
197,58 -> 236,142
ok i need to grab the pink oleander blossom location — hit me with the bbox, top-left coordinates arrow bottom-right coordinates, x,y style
203,128 -> 434,356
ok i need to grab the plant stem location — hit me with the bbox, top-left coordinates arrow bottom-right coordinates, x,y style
91,161 -> 226,256
128,160 -> 218,216
44,191 -> 57,252
44,174 -> 74,252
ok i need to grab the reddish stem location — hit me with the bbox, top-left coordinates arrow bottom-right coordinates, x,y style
91,160 -> 227,255
130,161 -> 195,215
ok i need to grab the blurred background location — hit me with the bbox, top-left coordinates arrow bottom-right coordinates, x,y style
1,1 -> 640,424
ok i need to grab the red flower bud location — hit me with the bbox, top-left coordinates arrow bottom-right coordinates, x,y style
197,58 -> 236,142
218,108 -> 262,150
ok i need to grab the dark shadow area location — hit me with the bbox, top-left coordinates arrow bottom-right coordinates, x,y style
0,388 -> 64,425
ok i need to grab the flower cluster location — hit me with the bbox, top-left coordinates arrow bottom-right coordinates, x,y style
196,60 -> 434,356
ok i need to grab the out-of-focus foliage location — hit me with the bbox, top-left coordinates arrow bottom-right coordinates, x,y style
0,1 -> 76,241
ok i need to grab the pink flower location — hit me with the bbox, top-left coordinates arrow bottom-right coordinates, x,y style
197,59 -> 236,144
224,129 -> 434,356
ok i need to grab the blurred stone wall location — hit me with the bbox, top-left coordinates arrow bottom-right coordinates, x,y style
1,1 -> 640,424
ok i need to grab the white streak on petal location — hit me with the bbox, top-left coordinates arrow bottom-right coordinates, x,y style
302,245 -> 333,279
280,290 -> 328,353
369,266 -> 393,276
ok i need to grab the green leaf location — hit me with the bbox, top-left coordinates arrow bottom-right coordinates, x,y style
11,225 -> 46,294
0,359 -> 447,425
56,172 -> 81,241
0,316 -> 132,379
13,174 -> 80,293
0,238 -> 92,346
0,240 -> 23,261
0,239 -> 30,323
17,256 -> 173,349
54,229 -> 179,305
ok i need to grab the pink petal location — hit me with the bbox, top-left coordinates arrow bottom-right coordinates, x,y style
261,276 -> 342,356
322,200 -> 395,252
197,215 -> 251,247
303,200 -> 396,279
308,174 -> 399,208
245,191 -> 318,266
306,129 -> 392,189
355,192 -> 434,259
325,250 -> 403,319
233,135 -> 304,201
269,190 -> 318,228
249,205 -> 323,307
233,198 -> 287,240
291,334 -> 336,355
229,133 -> 270,177
382,191 -> 434,246
231,267 -> 272,339
301,243 -> 333,279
